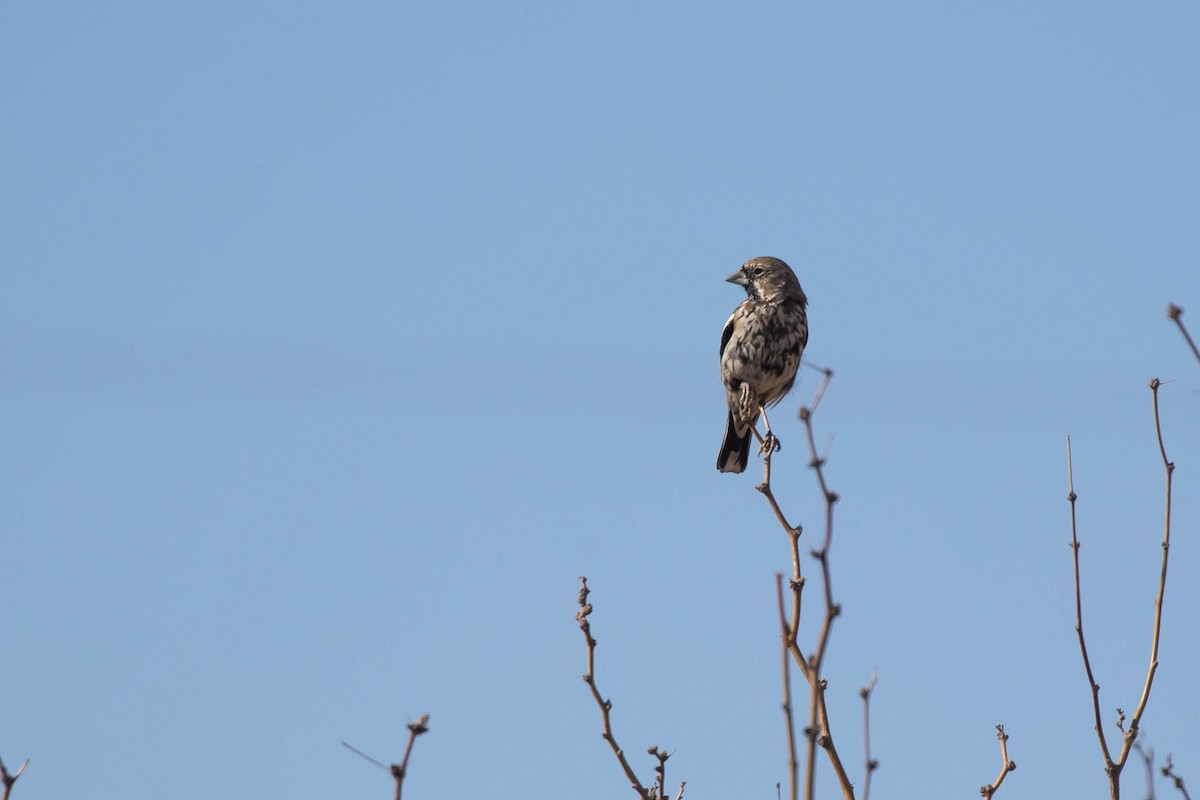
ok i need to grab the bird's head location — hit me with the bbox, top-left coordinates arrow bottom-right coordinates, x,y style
726,256 -> 807,305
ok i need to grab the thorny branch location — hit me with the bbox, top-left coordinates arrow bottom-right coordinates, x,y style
0,756 -> 29,800
1166,304 -> 1200,366
1066,379 -> 1176,800
979,725 -> 1017,799
342,714 -> 430,800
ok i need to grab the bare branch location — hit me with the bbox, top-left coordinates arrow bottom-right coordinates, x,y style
758,368 -> 855,800
0,756 -> 29,800
797,370 -> 854,800
1067,380 -> 1177,800
1112,380 -> 1175,769
341,741 -> 390,771
1166,304 -> 1200,365
576,576 -> 654,800
979,725 -> 1016,799
392,715 -> 431,800
648,747 -> 674,800
1066,435 -> 1115,769
343,715 -> 430,800
800,359 -> 834,413
1133,739 -> 1156,800
777,573 -> 800,800
1162,755 -> 1193,800
860,674 -> 879,800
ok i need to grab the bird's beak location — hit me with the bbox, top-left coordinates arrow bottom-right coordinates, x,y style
726,269 -> 749,287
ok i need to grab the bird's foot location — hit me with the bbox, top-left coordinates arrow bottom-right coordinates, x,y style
758,432 -> 781,456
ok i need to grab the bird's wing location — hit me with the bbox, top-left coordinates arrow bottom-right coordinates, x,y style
719,309 -> 737,358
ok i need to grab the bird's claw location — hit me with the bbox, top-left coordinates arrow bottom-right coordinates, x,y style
758,432 -> 781,457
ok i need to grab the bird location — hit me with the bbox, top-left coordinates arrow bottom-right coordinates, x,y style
717,256 -> 809,473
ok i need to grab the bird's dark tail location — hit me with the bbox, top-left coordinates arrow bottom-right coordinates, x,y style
716,409 -> 751,474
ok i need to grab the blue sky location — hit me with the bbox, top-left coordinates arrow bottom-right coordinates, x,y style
3,2 -> 1199,798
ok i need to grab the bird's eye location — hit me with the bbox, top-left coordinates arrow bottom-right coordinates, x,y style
753,267 -> 765,277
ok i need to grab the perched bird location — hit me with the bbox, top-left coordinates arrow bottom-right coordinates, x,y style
717,256 -> 809,473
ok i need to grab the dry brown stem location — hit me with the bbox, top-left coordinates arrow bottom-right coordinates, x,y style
1067,435 -> 1113,767
341,713 -> 430,800
648,747 -> 685,800
1134,740 -> 1156,800
979,725 -> 1016,799
0,756 -> 29,800
1166,304 -> 1200,365
1066,379 -> 1176,800
1162,755 -> 1192,800
859,674 -> 879,800
777,573 -> 800,800
575,576 -> 657,800
755,366 -> 855,800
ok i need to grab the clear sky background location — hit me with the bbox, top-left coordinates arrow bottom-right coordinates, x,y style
3,2 -> 1199,798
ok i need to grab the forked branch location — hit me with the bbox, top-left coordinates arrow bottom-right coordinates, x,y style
757,365 -> 855,800
0,756 -> 29,800
341,713 -> 430,800
1066,379 -> 1176,800
979,725 -> 1016,799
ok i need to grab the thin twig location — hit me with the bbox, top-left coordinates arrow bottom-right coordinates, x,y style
1134,739 -> 1156,800
860,674 -> 879,800
800,359 -> 833,413
1166,304 -> 1200,365
576,577 -> 653,800
777,573 -> 800,800
1109,381 -> 1176,788
0,756 -> 29,800
786,528 -> 806,649
1067,435 -> 1115,769
1163,755 -> 1193,800
341,740 -> 390,770
343,716 -> 429,800
756,362 -> 831,532
649,747 -> 674,800
1113,380 -> 1175,763
979,725 -> 1016,798
393,715 -> 431,800
757,435 -> 802,534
